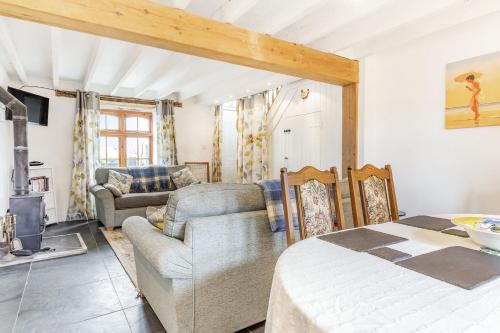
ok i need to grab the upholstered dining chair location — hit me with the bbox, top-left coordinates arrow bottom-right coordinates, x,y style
347,164 -> 399,227
280,166 -> 345,246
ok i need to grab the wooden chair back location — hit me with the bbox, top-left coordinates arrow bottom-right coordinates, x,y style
280,166 -> 345,246
347,164 -> 399,227
184,161 -> 210,183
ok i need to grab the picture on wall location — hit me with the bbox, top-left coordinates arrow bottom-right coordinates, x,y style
446,51 -> 500,129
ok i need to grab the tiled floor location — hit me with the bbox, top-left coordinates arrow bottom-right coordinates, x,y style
0,220 -> 266,333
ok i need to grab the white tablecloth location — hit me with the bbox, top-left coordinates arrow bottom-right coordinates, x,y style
265,215 -> 500,333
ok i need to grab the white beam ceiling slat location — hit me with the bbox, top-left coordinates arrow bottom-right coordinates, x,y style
338,0 -> 500,59
0,18 -> 27,84
84,37 -> 104,91
213,0 -> 262,23
109,47 -> 142,95
50,27 -> 61,89
310,0 -> 460,53
179,65 -> 249,100
0,61 -> 8,84
251,0 -> 328,35
134,54 -> 191,97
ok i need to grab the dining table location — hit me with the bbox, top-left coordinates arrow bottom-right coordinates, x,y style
265,214 -> 500,333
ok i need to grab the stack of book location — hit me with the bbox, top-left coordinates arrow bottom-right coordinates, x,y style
30,176 -> 49,192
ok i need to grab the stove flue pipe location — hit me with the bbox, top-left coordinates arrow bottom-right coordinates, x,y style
0,87 -> 29,196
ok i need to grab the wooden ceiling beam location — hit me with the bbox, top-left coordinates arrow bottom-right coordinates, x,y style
0,0 -> 358,86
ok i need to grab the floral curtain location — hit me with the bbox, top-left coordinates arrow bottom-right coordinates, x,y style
67,90 -> 100,221
156,99 -> 178,166
237,93 -> 270,183
211,105 -> 222,182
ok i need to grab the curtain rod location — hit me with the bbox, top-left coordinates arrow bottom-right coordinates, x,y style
54,90 -> 183,108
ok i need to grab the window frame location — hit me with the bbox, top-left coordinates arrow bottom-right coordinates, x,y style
100,109 -> 153,167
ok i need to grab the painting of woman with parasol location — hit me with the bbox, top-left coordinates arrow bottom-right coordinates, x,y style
454,71 -> 482,121
446,51 -> 500,129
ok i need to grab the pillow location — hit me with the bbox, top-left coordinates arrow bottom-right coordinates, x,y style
108,170 -> 133,194
146,206 -> 166,230
171,167 -> 201,189
103,183 -> 123,197
128,166 -> 173,193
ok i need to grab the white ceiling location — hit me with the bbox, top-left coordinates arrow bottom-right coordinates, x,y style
0,0 -> 499,105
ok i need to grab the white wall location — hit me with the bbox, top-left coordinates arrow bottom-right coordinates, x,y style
175,100 -> 214,166
361,11 -> 500,216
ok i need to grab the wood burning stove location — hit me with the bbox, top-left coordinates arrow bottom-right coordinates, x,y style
0,87 -> 46,252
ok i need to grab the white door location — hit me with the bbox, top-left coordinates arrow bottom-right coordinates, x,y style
279,111 -> 321,172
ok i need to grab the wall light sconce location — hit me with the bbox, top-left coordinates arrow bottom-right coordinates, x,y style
300,88 -> 310,100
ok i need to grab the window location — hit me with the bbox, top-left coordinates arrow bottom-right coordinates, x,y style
99,110 -> 153,167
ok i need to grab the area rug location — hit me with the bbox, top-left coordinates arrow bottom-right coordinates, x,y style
0,233 -> 87,267
100,227 -> 137,286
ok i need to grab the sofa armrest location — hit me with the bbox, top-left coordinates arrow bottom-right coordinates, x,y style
90,184 -> 114,202
122,216 -> 192,279
90,185 -> 116,228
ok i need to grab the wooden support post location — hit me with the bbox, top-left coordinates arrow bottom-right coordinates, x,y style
342,83 -> 358,178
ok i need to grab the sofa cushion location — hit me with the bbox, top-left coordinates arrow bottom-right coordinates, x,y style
115,191 -> 171,210
108,170 -> 133,194
129,166 -> 173,193
103,183 -> 123,197
164,183 -> 266,240
94,165 -> 186,186
95,167 -> 129,185
171,167 -> 201,189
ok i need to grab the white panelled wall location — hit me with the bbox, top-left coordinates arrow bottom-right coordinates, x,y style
269,80 -> 342,179
360,11 -> 500,216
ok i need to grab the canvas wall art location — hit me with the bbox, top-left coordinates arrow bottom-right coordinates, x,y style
445,51 -> 500,129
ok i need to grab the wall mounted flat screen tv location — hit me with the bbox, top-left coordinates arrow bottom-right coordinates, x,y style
5,87 -> 50,126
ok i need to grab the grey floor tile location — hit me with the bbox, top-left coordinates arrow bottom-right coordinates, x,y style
15,279 -> 122,332
103,255 -> 127,278
97,243 -> 117,258
44,221 -> 89,236
0,264 -> 30,333
25,252 -> 109,291
111,275 -> 145,309
124,304 -> 166,333
58,310 -> 131,333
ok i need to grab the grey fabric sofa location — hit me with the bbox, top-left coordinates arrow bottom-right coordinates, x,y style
122,181 -> 355,333
90,166 -> 185,229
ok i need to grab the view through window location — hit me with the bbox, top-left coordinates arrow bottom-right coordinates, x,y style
99,110 -> 153,167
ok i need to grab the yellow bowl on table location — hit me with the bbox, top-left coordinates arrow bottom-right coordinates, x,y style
451,216 -> 500,251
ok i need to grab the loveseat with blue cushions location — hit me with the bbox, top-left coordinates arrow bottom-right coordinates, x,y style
90,165 -> 185,230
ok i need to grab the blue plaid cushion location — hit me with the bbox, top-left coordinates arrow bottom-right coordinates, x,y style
128,166 -> 172,193
259,180 -> 299,232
